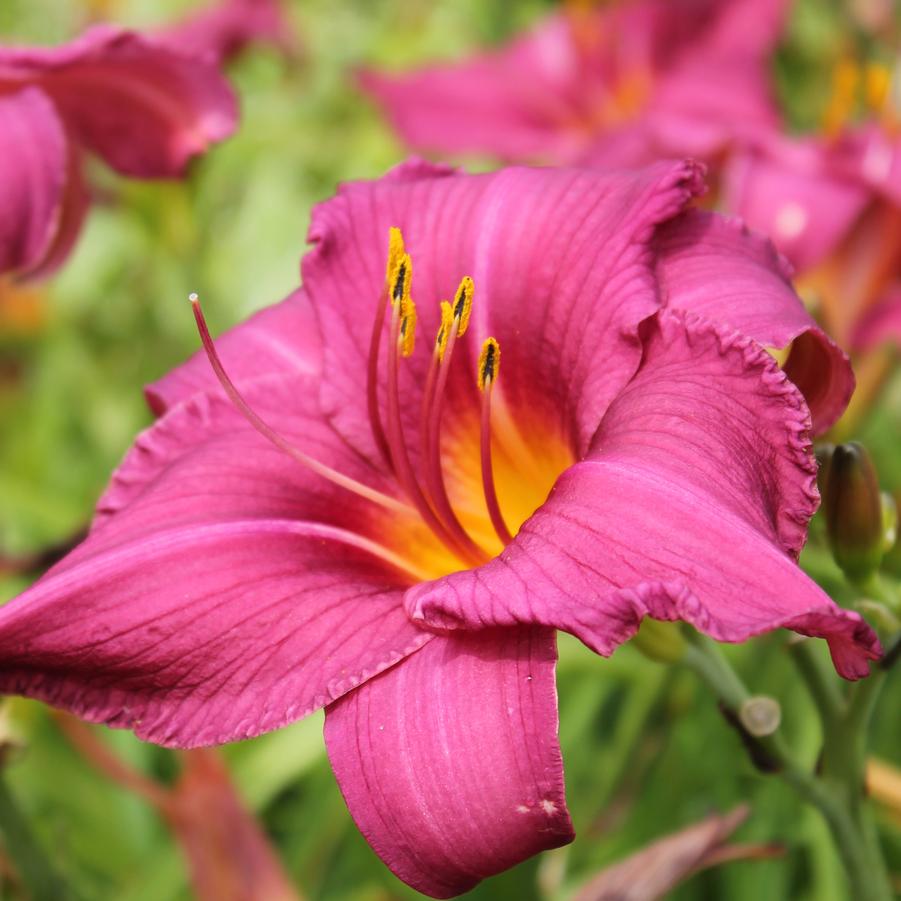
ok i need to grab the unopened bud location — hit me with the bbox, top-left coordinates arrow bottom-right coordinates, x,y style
881,492 -> 897,553
815,443 -> 835,497
631,618 -> 686,664
739,696 -> 782,737
824,443 -> 886,583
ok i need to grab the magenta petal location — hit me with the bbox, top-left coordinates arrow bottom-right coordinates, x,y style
832,126 -> 901,205
0,26 -> 237,176
722,137 -> 871,271
25,141 -> 90,279
852,287 -> 901,351
304,158 -> 704,456
0,520 -> 428,747
92,373 -> 394,542
324,628 -> 573,899
0,88 -> 67,275
405,311 -> 881,680
146,288 -> 322,415
360,16 -> 587,163
654,210 -> 854,434
157,0 -> 293,65
0,376 -> 427,746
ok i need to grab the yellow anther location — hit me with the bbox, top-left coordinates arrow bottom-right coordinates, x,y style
865,63 -> 891,112
400,299 -> 417,358
477,337 -> 500,391
435,300 -> 453,361
822,58 -> 861,136
392,252 -> 413,311
386,227 -> 406,288
453,276 -> 474,337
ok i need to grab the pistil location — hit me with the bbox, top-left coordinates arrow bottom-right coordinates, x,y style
190,293 -> 409,515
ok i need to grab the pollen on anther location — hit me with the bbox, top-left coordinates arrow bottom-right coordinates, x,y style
435,300 -> 453,360
400,300 -> 417,357
386,226 -> 406,286
453,276 -> 474,336
865,62 -> 891,112
478,337 -> 500,390
393,253 -> 413,308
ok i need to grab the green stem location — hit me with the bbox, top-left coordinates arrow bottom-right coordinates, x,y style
788,639 -> 846,725
858,573 -> 901,616
682,631 -> 892,901
0,775 -> 72,901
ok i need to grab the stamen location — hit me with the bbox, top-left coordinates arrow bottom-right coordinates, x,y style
822,58 -> 860,137
435,300 -> 453,362
400,298 -> 417,358
366,226 -> 407,470
478,338 -> 513,545
477,336 -> 500,391
366,284 -> 392,467
418,301 -> 453,478
865,63 -> 891,112
452,276 -> 473,336
394,252 -> 413,310
386,227 -> 406,287
420,281 -> 493,562
382,302 -> 485,565
189,293 -> 409,515
415,306 -> 489,562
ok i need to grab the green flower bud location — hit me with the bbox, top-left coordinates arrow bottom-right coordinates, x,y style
815,443 -> 835,497
881,491 -> 897,553
824,443 -> 885,583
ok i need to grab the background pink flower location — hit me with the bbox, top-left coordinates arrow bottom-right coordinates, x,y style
724,125 -> 901,352
0,25 -> 237,278
361,0 -> 788,168
157,0 -> 295,65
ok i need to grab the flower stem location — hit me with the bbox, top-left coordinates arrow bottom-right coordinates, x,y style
682,630 -> 893,901
0,775 -> 73,901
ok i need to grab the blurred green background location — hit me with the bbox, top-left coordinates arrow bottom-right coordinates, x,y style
0,1 -> 899,899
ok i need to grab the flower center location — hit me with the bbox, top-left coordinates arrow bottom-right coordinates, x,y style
190,228 -> 573,582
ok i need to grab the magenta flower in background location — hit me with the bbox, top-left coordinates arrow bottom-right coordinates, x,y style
0,159 -> 879,897
157,0 -> 295,66
0,25 -> 237,279
725,122 -> 901,352
722,56 -> 901,353
361,0 -> 787,169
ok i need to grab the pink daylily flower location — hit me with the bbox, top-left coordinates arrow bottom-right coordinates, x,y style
156,0 -> 294,66
361,0 -> 787,168
724,122 -> 901,352
0,25 -> 237,278
0,160 -> 879,898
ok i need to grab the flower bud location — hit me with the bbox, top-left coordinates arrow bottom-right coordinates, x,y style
631,618 -> 686,664
881,491 -> 897,553
824,443 -> 885,583
815,443 -> 834,497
